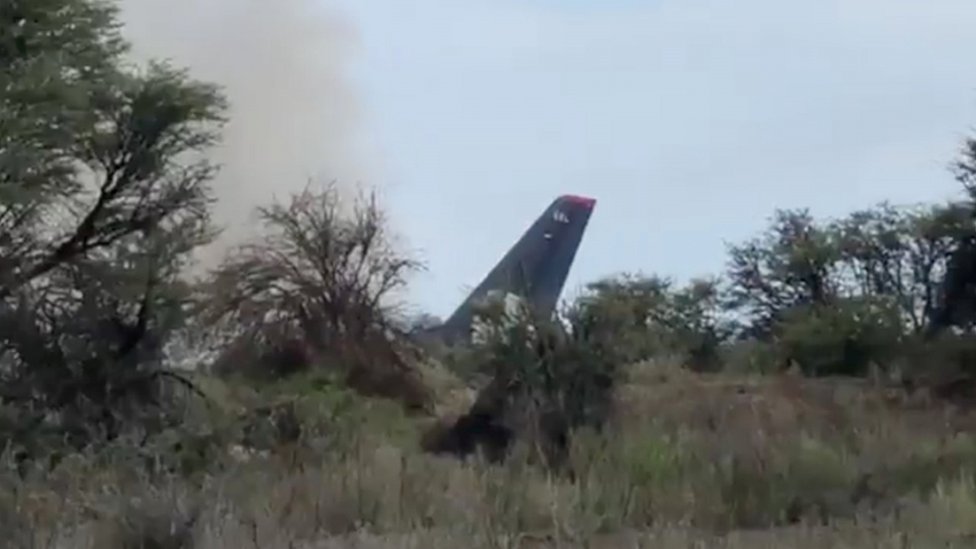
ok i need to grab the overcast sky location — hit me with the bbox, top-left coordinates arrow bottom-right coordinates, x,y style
119,0 -> 976,319
318,0 -> 976,318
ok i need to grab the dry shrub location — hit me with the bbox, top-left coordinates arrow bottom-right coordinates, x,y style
86,482 -> 200,549
203,181 -> 432,412
7,346 -> 976,547
594,361 -> 976,530
5,383 -> 976,548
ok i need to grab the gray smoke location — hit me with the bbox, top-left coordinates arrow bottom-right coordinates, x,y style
116,0 -> 375,265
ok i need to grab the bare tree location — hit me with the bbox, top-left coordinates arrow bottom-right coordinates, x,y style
204,182 -> 432,411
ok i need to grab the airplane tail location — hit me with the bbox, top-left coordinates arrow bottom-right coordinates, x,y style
433,194 -> 596,344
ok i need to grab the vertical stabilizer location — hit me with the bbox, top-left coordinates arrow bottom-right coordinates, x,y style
433,194 -> 596,344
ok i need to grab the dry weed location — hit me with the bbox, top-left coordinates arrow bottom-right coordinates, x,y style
6,366 -> 976,548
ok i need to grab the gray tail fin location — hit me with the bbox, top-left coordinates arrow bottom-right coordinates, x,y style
433,194 -> 596,344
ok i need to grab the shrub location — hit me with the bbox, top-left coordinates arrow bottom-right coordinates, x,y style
896,332 -> 976,402
204,182 -> 431,412
771,298 -> 904,376
426,298 -> 622,470
570,273 -> 732,372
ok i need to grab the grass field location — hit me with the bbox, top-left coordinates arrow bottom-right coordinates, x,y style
4,358 -> 976,548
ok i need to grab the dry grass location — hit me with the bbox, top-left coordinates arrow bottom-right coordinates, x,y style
5,360 -> 976,548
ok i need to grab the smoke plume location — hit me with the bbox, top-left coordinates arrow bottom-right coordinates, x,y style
115,0 -> 373,265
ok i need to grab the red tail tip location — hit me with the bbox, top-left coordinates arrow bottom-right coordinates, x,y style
561,194 -> 596,207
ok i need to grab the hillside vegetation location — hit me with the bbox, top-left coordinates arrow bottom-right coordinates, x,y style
4,2 -> 976,547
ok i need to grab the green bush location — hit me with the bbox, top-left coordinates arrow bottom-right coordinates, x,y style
570,274 -> 732,372
898,332 -> 976,385
440,298 -> 623,469
771,298 -> 904,376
